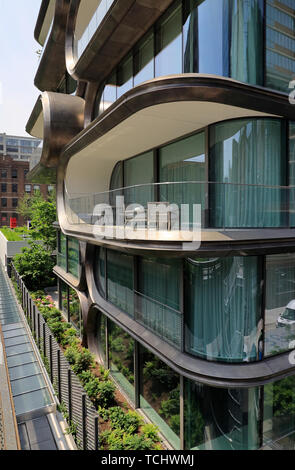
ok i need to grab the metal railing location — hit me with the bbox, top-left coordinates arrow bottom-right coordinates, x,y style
10,265 -> 99,450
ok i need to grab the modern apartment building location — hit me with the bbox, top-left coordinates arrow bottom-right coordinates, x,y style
0,133 -> 41,162
26,0 -> 295,450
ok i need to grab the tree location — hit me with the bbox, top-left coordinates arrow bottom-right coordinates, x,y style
13,242 -> 56,291
18,190 -> 57,251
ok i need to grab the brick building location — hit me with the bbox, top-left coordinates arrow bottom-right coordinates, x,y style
0,155 -> 54,227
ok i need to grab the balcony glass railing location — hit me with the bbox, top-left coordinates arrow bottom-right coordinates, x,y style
57,252 -> 67,271
75,0 -> 115,62
64,182 -> 295,239
135,291 -> 182,349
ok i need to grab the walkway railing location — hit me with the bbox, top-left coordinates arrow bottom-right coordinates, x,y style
10,265 -> 99,451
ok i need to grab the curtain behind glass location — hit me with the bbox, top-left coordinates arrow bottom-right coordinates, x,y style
210,119 -> 286,228
230,0 -> 264,85
185,256 -> 262,362
107,250 -> 134,317
124,151 -> 154,208
137,257 -> 181,347
289,123 -> 295,227
159,132 -> 206,228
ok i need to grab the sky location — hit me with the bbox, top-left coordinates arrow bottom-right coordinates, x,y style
0,0 -> 41,137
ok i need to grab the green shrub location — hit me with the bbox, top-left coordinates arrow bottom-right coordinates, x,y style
108,407 -> 143,433
47,320 -> 68,343
78,370 -> 95,386
65,346 -> 78,365
96,380 -> 116,408
84,376 -> 101,402
141,423 -> 159,443
71,348 -> 94,375
61,327 -> 78,347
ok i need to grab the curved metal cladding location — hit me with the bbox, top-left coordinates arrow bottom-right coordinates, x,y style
56,74 -> 295,252
76,242 -> 295,389
35,0 -> 71,91
37,92 -> 85,169
53,240 -> 87,291
65,0 -> 175,82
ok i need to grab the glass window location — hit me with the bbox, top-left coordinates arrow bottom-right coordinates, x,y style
185,256 -> 263,363
12,184 -> 18,193
95,311 -> 107,367
107,250 -> 134,317
184,378 -> 260,450
134,32 -> 154,86
124,151 -> 154,206
159,132 -> 206,226
69,287 -> 82,337
137,257 -> 182,347
155,2 -> 182,77
1,169 -> 7,178
117,54 -> 133,98
60,281 -> 68,317
108,319 -> 135,404
58,232 -> 67,271
33,185 -> 40,192
210,118 -> 287,228
25,185 -> 31,193
100,72 -> 117,116
11,169 -> 17,178
68,237 -> 80,278
265,253 -> 295,357
12,199 -> 18,208
139,345 -> 180,449
96,248 -> 106,298
1,198 -> 7,208
1,184 -> 7,193
289,122 -> 295,226
263,375 -> 295,449
266,0 -> 295,93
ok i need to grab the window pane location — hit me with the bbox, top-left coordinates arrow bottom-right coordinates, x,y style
68,237 -> 79,278
263,376 -> 295,449
266,0 -> 295,93
134,32 -> 154,86
69,287 -> 82,336
210,119 -> 287,228
265,253 -> 295,357
185,257 -> 262,362
137,257 -> 182,348
107,250 -> 134,317
117,54 -> 133,98
108,319 -> 135,404
124,151 -> 154,206
184,378 -> 260,450
139,345 -> 180,449
155,3 -> 182,77
95,311 -> 107,366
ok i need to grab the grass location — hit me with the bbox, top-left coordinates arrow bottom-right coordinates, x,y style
0,226 -> 29,241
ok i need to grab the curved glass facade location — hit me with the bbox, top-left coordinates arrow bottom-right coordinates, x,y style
209,118 -> 287,228
92,0 -> 294,119
185,257 -> 263,362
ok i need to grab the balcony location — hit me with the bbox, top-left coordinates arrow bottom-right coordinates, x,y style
74,0 -> 115,64
64,181 -> 295,244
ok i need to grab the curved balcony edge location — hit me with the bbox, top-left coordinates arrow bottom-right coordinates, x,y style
34,0 -> 71,91
65,0 -> 175,82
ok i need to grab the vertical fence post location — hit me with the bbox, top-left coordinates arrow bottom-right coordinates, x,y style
37,312 -> 40,348
49,335 -> 53,383
57,349 -> 61,403
33,305 -> 36,336
68,369 -> 72,423
43,323 -> 46,356
82,394 -> 87,450
95,416 -> 99,451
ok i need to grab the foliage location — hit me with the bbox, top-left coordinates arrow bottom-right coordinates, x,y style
96,381 -> 116,408
71,348 -> 95,375
13,242 -> 56,290
0,227 -> 22,241
100,429 -> 157,451
107,407 -> 143,433
141,423 -> 159,442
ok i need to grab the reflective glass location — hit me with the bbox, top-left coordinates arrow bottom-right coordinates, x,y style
108,319 -> 135,403
107,250 -> 134,317
155,2 -> 182,77
184,378 -> 260,450
134,32 -> 154,86
185,257 -> 263,363
139,345 -> 180,449
265,253 -> 295,357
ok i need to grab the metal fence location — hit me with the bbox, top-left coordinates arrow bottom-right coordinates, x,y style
10,265 -> 99,450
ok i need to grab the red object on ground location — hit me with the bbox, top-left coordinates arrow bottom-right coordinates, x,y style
10,218 -> 17,229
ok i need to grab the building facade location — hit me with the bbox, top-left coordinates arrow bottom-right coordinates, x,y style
0,133 -> 41,162
0,155 -> 54,227
26,0 -> 295,450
